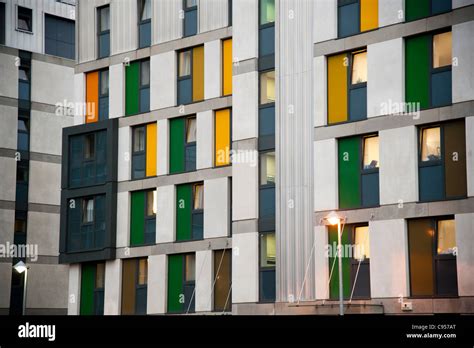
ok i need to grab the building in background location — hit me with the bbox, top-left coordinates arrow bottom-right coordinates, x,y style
0,0 -> 76,315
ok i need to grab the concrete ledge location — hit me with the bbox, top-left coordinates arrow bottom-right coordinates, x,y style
233,58 -> 258,76
232,302 -> 276,315
25,308 -> 67,315
232,219 -> 258,234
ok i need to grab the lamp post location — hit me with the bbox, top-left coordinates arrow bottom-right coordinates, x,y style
322,211 -> 345,316
13,261 -> 28,316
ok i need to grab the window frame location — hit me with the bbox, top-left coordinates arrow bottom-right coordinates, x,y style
349,224 -> 371,300
183,253 -> 196,313
419,125 -> 443,168
360,134 -> 379,175
132,125 -> 147,180
144,189 -> 156,244
135,258 -> 148,314
177,48 -> 193,105
258,231 -> 276,303
17,6 -> 33,33
337,0 -> 360,38
98,69 -> 109,121
191,182 -> 204,240
97,5 -> 110,58
184,116 -> 197,172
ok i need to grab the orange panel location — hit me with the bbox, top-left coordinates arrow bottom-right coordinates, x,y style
85,71 -> 99,123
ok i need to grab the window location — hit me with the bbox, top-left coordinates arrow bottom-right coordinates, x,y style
130,189 -> 156,246
122,258 -> 148,315
138,0 -> 151,48
80,263 -> 105,315
337,0 -> 378,38
405,0 -> 451,22
328,49 -> 368,124
329,224 -> 371,299
260,152 -> 275,185
338,135 -> 379,209
17,118 -> 29,151
406,31 -> 452,109
222,38 -> 233,96
168,253 -> 196,313
177,46 -> 204,105
183,0 -> 198,37
215,108 -> 231,167
259,152 -> 276,231
99,70 -> 109,120
418,120 -> 466,202
176,182 -> 204,241
260,0 -> 275,25
0,2 -> 5,45
170,116 -> 197,174
260,71 -> 275,105
259,232 -> 276,302
17,6 -> 32,32
132,123 -> 157,179
259,0 -> 275,69
82,198 -> 94,224
14,216 -> 27,246
126,59 -> 150,115
213,249 -> 231,312
98,6 -> 110,58
259,70 -> 275,150
408,218 -> 457,297
18,67 -> 30,101
84,134 -> 95,160
45,14 -> 75,59
15,161 -> 29,210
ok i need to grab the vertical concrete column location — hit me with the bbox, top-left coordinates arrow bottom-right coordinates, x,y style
314,139 -> 338,211
466,116 -> 474,197
204,177 -> 230,239
233,71 -> 258,141
313,0 -> 337,43
147,254 -> 167,314
157,119 -> 169,176
233,0 -> 258,61
455,213 -> 474,296
232,232 -> 259,303
67,264 -> 81,315
453,21 -> 474,103
314,56 -> 327,127
195,250 -> 213,312
117,126 -> 131,182
151,51 -> 177,110
156,185 -> 175,244
204,40 -> 222,100
109,63 -> 125,118
197,110 -> 214,170
104,259 -> 122,315
116,191 -> 130,248
314,226 -> 329,300
74,73 -> 85,125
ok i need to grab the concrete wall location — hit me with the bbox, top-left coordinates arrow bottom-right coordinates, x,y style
74,73 -> 85,125
0,263 -> 12,310
378,0 -> 404,27
233,0 -> 257,61
157,119 -> 169,175
232,145 -> 258,221
195,249 -> 213,312
156,185 -> 175,244
197,110 -> 214,170
28,161 -> 61,206
109,63 -> 125,119
110,0 -> 138,56
153,0 -> 182,45
233,71 -> 258,140
31,60 -> 74,106
150,51 -> 176,110
455,213 -> 474,297
0,157 -> 16,201
26,263 -> 69,310
204,177 -> 230,239
27,211 -> 60,256
314,226 -> 329,300
313,0 -> 337,43
0,209 -> 15,246
0,105 -> 18,150
199,0 -> 229,34
147,254 -> 166,314
467,116 -> 474,197
314,138 -> 338,212
67,264 -> 81,315
116,191 -> 130,248
117,126 -> 131,182
232,232 -> 258,303
453,21 -> 474,104
313,56 -> 327,127
204,40 -> 222,100
0,52 -> 18,99
30,110 -> 74,155
104,259 -> 122,315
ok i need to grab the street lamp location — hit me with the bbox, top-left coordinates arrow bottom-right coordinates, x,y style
322,211 -> 345,316
13,261 -> 28,316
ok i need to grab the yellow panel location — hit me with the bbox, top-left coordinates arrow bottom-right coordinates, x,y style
146,123 -> 157,177
192,46 -> 205,102
85,71 -> 99,123
215,109 -> 231,166
222,38 -> 233,96
327,53 -> 348,124
360,0 -> 378,32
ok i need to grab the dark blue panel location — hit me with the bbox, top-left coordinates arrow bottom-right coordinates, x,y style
192,212 -> 203,240
259,105 -> 275,138
132,153 -> 146,179
338,2 -> 359,38
135,287 -> 147,314
419,164 -> 444,201
435,258 -> 458,296
259,25 -> 275,58
81,225 -> 94,250
69,136 -> 83,187
19,81 -> 29,101
139,87 -> 150,113
183,284 -> 195,312
83,161 -> 94,186
99,33 -> 110,58
259,186 -> 275,220
99,96 -> 109,121
94,290 -> 104,315
184,9 -> 197,37
260,269 -> 276,302
432,0 -> 452,15
431,70 -> 452,107
139,21 -> 151,48
349,86 -> 367,121
68,201 -> 81,251
144,218 -> 156,244
350,262 -> 370,298
96,131 -> 107,183
94,195 -> 106,248
361,172 -> 379,207
15,183 -> 28,209
45,38 -> 57,57
17,133 -> 29,151
178,78 -> 192,105
185,144 -> 196,172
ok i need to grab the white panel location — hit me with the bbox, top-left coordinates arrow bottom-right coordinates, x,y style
204,177 -> 229,239
204,40 -> 222,100
455,213 -> 474,296
0,263 -> 12,308
78,0 -> 109,63
313,0 -> 337,43
313,56 -> 327,127
150,51 -> 176,110
233,0 -> 257,61
369,219 -> 409,298
379,126 -> 419,205
116,191 -> 130,248
368,38 -> 404,118
117,126 -> 131,182
153,0 -> 182,44
26,212 -> 60,256
74,73 -> 85,125
0,209 -> 14,248
109,63 -> 125,118
26,263 -> 69,309
111,0 -> 137,55
199,0 -> 229,33
156,185 -> 175,244
314,226 -> 329,300
195,250 -> 213,312
233,71 -> 258,140
157,119 -> 169,175
452,21 -> 474,104
378,0 -> 404,27
0,105 -> 18,150
67,264 -> 81,315
0,157 -> 16,201
31,60 -> 74,106
232,150 -> 258,220
453,0 -> 474,8
197,110 -> 213,170
147,254 -> 167,314
28,161 -> 61,206
314,139 -> 338,211
30,110 -> 74,155
0,52 -> 18,99
104,259 -> 122,315
232,232 -> 259,303
466,116 -> 474,197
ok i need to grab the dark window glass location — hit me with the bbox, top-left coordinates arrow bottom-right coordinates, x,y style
139,0 -> 151,21
45,14 -> 75,59
133,127 -> 146,152
98,6 -> 110,58
84,134 -> 95,160
0,2 -> 5,45
17,6 -> 32,32
82,198 -> 94,224
100,70 -> 109,96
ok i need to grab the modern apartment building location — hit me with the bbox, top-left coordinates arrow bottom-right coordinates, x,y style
60,0 -> 474,316
0,0 -> 76,314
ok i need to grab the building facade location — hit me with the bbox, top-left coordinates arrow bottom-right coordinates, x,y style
0,0 -> 76,314
38,0 -> 474,316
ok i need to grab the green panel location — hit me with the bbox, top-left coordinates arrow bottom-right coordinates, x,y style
338,137 -> 361,209
169,118 -> 185,174
167,254 -> 184,313
328,225 -> 351,300
130,191 -> 145,246
406,35 -> 430,110
125,61 -> 140,116
405,0 -> 430,22
80,264 -> 95,315
176,184 -> 192,241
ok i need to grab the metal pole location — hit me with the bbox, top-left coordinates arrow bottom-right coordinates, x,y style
22,267 -> 28,316
337,221 -> 344,316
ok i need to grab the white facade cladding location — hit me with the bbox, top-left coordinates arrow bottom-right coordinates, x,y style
452,21 -> 474,103
199,0 -> 229,34
153,0 -> 182,45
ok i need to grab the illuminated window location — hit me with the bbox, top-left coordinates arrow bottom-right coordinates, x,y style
351,51 -> 367,85
260,71 -> 275,105
260,152 -> 276,185
354,226 -> 370,260
437,219 -> 456,255
433,31 -> 452,68
260,232 -> 276,267
421,127 -> 441,162
363,136 -> 379,170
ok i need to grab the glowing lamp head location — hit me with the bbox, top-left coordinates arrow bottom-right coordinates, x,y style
324,211 -> 342,226
13,261 -> 27,274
